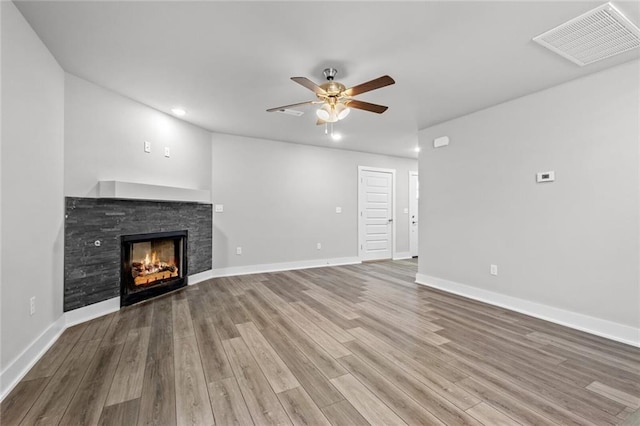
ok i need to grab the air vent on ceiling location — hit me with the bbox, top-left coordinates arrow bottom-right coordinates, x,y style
275,108 -> 304,117
533,2 -> 640,66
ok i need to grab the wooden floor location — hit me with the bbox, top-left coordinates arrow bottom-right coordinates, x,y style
2,259 -> 640,425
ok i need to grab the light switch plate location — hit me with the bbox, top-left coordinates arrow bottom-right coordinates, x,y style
164,147 -> 170,157
144,141 -> 151,153
490,264 -> 498,276
336,207 -> 342,214
403,207 -> 409,214
215,204 -> 224,212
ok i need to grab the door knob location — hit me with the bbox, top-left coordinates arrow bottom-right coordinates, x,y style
388,218 -> 393,223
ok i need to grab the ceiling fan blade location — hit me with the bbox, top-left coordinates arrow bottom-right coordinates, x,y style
346,99 -> 389,114
291,77 -> 327,95
266,100 -> 317,112
343,75 -> 395,97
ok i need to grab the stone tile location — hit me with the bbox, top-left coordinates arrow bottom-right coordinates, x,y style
64,197 -> 212,311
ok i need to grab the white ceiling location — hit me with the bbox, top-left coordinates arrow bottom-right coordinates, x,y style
15,1 -> 640,159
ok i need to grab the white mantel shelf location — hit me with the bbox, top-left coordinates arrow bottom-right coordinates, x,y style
97,181 -> 211,203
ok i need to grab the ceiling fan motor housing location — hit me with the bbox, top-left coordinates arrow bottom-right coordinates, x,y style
319,82 -> 346,98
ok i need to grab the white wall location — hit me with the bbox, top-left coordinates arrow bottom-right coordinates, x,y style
64,74 -> 212,197
417,61 -> 639,339
212,133 -> 417,273
1,0 -> 65,391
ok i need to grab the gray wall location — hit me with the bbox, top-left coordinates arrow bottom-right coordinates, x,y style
418,60 -> 639,328
1,1 -> 65,373
64,70 -> 419,277
212,133 -> 417,270
64,74 -> 212,197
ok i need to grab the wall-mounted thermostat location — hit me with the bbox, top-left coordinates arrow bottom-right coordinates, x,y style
536,171 -> 555,183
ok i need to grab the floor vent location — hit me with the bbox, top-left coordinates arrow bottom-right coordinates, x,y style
533,2 -> 640,66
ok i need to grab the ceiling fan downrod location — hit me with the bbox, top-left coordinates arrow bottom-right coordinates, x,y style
323,68 -> 338,81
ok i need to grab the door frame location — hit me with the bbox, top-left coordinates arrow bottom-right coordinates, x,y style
409,171 -> 419,257
357,166 -> 397,261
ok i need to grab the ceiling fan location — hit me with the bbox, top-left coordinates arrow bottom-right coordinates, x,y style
267,68 -> 395,124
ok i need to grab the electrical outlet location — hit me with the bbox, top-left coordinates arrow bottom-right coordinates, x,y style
164,147 -> 170,158
144,141 -> 151,153
335,207 -> 342,214
490,264 -> 498,276
236,247 -> 242,255
317,242 -> 322,250
30,297 -> 36,316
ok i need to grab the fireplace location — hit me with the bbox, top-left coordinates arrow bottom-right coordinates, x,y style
121,230 -> 188,306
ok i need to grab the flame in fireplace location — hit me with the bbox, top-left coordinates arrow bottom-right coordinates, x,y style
132,249 -> 178,286
143,251 -> 160,267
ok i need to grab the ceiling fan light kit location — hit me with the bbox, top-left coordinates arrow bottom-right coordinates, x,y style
316,104 -> 333,121
335,103 -> 350,120
267,68 -> 395,132
316,102 -> 350,123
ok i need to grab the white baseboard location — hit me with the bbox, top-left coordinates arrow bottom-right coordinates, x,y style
393,252 -> 412,260
0,315 -> 66,401
188,269 -> 214,285
0,297 -> 125,401
0,269 -> 214,402
415,273 -> 640,348
64,297 -> 120,328
211,257 -> 361,278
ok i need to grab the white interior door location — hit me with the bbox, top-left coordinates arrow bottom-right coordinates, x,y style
359,168 -> 394,261
409,171 -> 419,257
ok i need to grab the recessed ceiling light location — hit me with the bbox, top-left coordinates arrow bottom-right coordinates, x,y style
331,133 -> 342,142
171,107 -> 186,116
414,146 -> 421,152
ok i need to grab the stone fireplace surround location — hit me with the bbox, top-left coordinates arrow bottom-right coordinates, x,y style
64,197 -> 212,311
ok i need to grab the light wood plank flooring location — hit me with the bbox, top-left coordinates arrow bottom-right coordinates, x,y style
2,259 -> 639,425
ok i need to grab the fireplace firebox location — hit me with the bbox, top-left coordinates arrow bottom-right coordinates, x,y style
121,230 -> 188,306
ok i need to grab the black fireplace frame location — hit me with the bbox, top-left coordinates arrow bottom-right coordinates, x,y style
120,230 -> 188,307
